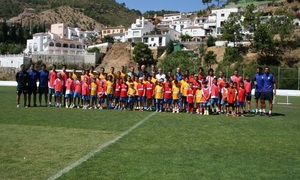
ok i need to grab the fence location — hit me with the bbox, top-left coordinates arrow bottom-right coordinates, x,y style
217,66 -> 300,90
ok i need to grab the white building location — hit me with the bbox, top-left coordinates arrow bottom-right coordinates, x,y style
142,27 -> 181,47
182,26 -> 206,41
125,17 -> 155,42
210,8 -> 239,36
110,33 -> 126,42
24,32 -> 86,55
172,18 -> 194,33
159,12 -> 188,26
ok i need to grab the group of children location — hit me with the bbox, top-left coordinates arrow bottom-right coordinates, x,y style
49,66 -> 253,117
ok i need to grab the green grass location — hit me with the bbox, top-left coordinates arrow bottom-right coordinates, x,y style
0,86 -> 300,179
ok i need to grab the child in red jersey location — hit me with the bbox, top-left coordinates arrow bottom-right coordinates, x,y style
163,79 -> 172,112
186,82 -> 195,114
114,78 -> 121,110
73,77 -> 82,108
244,74 -> 252,113
201,81 -> 211,115
65,72 -> 75,108
81,77 -> 90,110
237,81 -> 247,117
137,77 -> 145,111
211,78 -> 220,113
145,76 -> 155,111
119,80 -> 128,110
226,82 -> 237,116
97,81 -> 105,110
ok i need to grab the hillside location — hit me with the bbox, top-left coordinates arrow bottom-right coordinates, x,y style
96,43 -> 138,72
0,0 -> 140,27
9,6 -> 105,31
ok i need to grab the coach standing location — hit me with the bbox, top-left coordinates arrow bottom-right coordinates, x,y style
27,63 -> 39,107
261,67 -> 276,117
16,64 -> 29,108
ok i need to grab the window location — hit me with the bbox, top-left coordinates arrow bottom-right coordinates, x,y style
49,42 -> 54,47
133,31 -> 139,36
63,43 -> 68,48
221,13 -> 225,17
55,43 -> 61,47
120,29 -> 124,33
143,37 -> 148,43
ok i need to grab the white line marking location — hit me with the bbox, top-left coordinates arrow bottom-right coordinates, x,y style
47,112 -> 157,180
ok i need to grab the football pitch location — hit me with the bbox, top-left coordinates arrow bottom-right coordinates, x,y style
0,86 -> 300,179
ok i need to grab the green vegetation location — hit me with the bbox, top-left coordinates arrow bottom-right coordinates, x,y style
0,87 -> 300,179
132,42 -> 155,67
0,21 -> 45,54
143,10 -> 180,17
159,51 -> 200,73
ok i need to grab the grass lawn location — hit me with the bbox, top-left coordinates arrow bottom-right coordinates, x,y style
0,86 -> 300,179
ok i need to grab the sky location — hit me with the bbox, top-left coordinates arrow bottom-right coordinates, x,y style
116,0 -> 206,13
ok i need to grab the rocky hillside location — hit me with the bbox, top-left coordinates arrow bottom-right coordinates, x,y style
96,43 -> 138,72
9,6 -> 105,31
0,0 -> 140,27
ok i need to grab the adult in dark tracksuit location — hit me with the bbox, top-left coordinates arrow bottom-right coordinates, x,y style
27,63 -> 39,107
16,64 -> 29,108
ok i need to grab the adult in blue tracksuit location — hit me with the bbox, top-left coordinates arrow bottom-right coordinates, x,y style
38,64 -> 49,106
261,67 -> 276,117
16,64 -> 29,107
27,63 -> 39,107
253,67 -> 264,114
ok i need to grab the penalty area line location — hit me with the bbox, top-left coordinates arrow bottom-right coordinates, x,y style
47,112 -> 157,180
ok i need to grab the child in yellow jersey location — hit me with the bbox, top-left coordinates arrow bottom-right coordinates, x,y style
195,83 -> 203,115
180,75 -> 189,111
106,75 -> 114,109
154,80 -> 164,112
127,83 -> 136,111
90,78 -> 98,109
172,80 -> 180,113
133,76 -> 139,109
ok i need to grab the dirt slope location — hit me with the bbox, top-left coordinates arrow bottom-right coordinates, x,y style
96,43 -> 138,72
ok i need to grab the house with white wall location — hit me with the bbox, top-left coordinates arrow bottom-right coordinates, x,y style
24,32 -> 86,55
181,26 -> 206,41
172,18 -> 194,33
210,8 -> 239,36
125,17 -> 155,42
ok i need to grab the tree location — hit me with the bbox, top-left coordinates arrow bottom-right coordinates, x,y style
166,40 -> 178,54
207,35 -> 216,47
180,34 -> 193,42
101,35 -> 114,44
87,47 -> 100,53
133,42 -> 155,66
241,4 -> 262,45
202,0 -> 212,7
203,50 -> 217,68
221,13 -> 243,47
222,47 -> 243,66
159,51 -> 200,73
253,24 -> 275,55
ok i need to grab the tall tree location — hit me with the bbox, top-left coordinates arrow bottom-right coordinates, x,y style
203,50 -> 217,68
133,42 -> 155,67
221,13 -> 242,47
253,24 -> 275,55
202,0 -> 212,7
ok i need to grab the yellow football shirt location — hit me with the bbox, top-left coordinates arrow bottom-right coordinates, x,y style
172,85 -> 180,100
155,85 -> 163,99
196,89 -> 203,103
127,87 -> 136,97
90,82 -> 97,96
180,80 -> 189,96
106,80 -> 113,94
